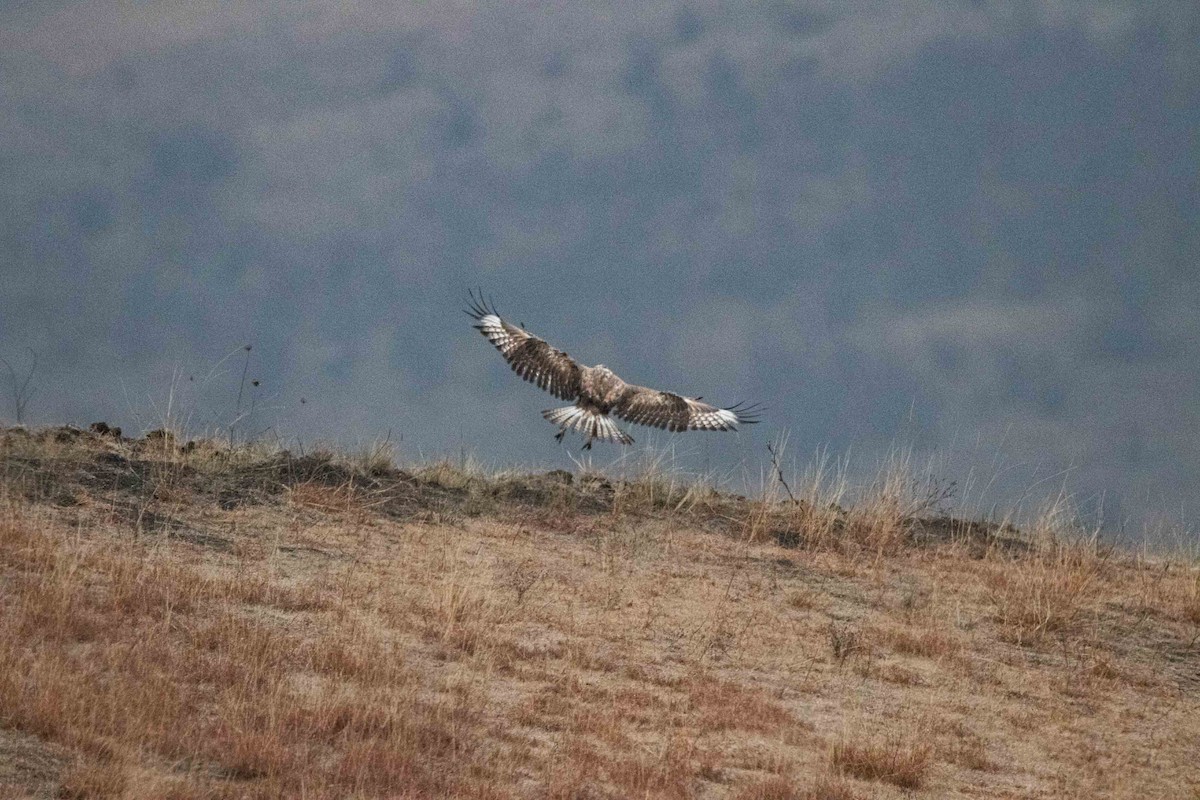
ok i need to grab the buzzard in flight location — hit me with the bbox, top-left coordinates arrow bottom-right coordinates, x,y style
466,291 -> 761,449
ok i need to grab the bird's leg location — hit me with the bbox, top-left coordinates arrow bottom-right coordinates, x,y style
554,429 -> 566,443
581,439 -> 593,451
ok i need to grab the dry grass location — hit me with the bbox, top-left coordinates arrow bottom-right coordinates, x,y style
830,734 -> 933,789
985,497 -> 1110,644
733,774 -> 865,800
0,515 -> 503,799
0,425 -> 1198,799
750,438 -> 962,558
877,625 -> 961,659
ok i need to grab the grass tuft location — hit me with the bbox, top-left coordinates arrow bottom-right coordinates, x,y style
986,494 -> 1109,643
830,734 -> 932,789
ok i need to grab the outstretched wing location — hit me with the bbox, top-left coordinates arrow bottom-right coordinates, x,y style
465,290 -> 582,401
611,385 -> 761,433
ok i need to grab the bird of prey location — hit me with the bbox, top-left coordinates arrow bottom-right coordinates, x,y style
466,291 -> 761,449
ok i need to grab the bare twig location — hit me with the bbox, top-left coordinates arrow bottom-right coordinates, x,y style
230,345 -> 252,447
766,441 -> 798,504
235,345 -> 252,412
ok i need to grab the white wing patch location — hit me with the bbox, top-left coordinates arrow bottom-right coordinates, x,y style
684,400 -> 741,431
476,315 -> 516,353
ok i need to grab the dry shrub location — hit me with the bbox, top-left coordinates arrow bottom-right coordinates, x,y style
830,735 -> 932,789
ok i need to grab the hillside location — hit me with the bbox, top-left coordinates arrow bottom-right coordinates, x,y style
0,425 -> 1197,799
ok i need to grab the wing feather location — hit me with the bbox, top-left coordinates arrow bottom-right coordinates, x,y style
612,385 -> 761,432
466,290 -> 582,401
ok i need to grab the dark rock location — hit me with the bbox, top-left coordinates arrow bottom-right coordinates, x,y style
89,421 -> 122,438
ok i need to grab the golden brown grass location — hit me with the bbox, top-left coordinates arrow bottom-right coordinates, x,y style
0,520 -> 520,798
985,497 -> 1110,644
733,774 -> 865,800
0,425 -> 1198,799
830,734 -> 933,789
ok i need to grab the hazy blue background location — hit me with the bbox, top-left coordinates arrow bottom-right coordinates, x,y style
1,3 -> 1196,536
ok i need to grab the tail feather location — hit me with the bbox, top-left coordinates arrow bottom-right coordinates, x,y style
594,414 -> 634,445
542,406 -> 633,445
